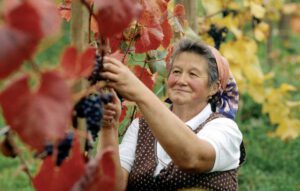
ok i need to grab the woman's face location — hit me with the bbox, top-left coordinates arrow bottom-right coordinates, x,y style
167,52 -> 213,106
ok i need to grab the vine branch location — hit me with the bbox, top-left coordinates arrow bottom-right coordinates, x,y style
122,22 -> 139,63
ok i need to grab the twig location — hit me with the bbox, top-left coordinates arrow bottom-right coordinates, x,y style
0,126 -> 9,136
5,131 -> 33,181
28,59 -> 41,74
80,0 -> 95,44
202,10 -> 224,20
122,23 -> 139,63
18,152 -> 33,181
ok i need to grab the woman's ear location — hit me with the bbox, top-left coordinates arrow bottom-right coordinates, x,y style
209,81 -> 221,97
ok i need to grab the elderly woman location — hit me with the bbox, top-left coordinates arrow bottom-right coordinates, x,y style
100,38 -> 245,191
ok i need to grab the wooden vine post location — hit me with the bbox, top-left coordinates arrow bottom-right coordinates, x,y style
175,0 -> 198,32
70,0 -> 90,145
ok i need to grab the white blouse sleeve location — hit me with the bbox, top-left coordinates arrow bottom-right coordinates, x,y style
197,117 -> 242,172
119,118 -> 139,173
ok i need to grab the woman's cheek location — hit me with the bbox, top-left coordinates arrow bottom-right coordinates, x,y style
167,75 -> 177,87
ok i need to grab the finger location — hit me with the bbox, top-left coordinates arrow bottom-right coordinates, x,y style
100,72 -> 119,82
102,115 -> 114,121
109,89 -> 121,104
103,56 -> 123,67
103,104 -> 116,112
103,62 -> 120,74
105,81 -> 118,89
105,110 -> 116,116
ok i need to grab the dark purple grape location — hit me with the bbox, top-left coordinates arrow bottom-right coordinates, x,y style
88,55 -> 105,85
208,24 -> 228,49
100,93 -> 113,104
56,132 -> 73,166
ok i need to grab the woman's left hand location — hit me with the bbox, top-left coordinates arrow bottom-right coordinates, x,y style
102,89 -> 121,128
101,56 -> 148,102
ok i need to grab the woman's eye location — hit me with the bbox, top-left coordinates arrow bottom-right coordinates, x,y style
190,72 -> 198,77
172,70 -> 180,74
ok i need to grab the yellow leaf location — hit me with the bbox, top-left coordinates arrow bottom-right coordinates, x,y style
282,3 -> 300,15
212,15 -> 243,38
248,83 -> 265,103
279,83 -> 297,93
201,0 -> 222,15
230,66 -> 247,92
221,38 -> 257,66
286,101 -> 300,107
250,2 -> 266,19
274,119 -> 300,139
242,59 -> 264,84
263,72 -> 274,81
254,22 -> 270,41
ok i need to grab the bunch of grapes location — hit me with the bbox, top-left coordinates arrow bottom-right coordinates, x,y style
36,132 -> 73,166
56,132 -> 73,166
88,54 -> 105,85
207,24 -> 228,49
222,9 -> 238,17
73,93 -> 113,140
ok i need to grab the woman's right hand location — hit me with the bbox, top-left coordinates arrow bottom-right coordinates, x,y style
101,56 -> 148,102
102,89 -> 121,128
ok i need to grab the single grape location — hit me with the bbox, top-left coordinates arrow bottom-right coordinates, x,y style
56,132 -> 73,166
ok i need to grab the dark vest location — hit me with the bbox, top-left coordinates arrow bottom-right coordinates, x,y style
127,113 -> 246,191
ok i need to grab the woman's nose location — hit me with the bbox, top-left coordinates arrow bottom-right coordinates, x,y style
176,73 -> 188,85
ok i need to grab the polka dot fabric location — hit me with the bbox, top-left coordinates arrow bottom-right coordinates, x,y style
127,113 -> 245,191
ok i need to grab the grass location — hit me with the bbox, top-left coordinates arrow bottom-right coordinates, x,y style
238,117 -> 300,190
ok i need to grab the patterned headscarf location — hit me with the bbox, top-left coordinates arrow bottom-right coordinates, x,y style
208,46 -> 239,119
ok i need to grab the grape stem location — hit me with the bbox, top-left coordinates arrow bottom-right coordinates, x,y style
6,130 -> 33,181
122,22 -> 139,63
28,59 -> 41,74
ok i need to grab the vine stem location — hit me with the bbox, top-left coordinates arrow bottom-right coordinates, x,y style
202,10 -> 224,20
6,130 -> 33,181
122,22 -> 139,63
28,59 -> 41,74
18,152 -> 33,181
129,53 -> 166,63
80,0 -> 94,43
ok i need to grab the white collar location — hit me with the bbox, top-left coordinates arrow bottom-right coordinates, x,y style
185,104 -> 212,130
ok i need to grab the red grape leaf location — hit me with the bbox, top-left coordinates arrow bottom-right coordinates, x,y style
60,46 -> 96,79
0,71 -> 72,151
55,135 -> 85,191
139,0 -> 163,27
161,18 -> 172,48
133,65 -> 154,90
165,46 -> 174,71
173,4 -> 186,25
135,26 -> 163,53
30,0 -> 61,36
135,0 -> 171,53
109,50 -> 124,61
119,105 -> 128,122
90,16 -> 99,35
94,0 -> 141,37
173,4 -> 185,17
33,134 -> 85,191
32,156 -> 56,191
108,34 -> 123,53
84,148 -> 116,191
0,27 -> 38,79
5,1 -> 43,38
0,1 -> 42,79
59,1 -> 72,22
5,0 -> 60,37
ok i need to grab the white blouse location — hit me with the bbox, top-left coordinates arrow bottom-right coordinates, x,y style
119,104 -> 243,175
